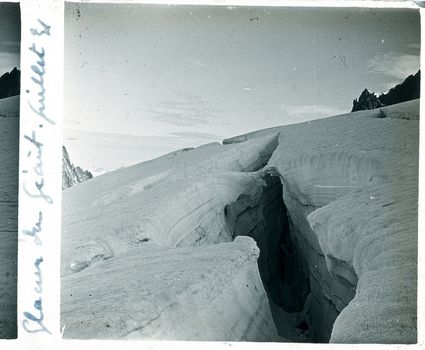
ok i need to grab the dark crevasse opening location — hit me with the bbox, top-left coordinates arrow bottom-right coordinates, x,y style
224,171 -> 314,342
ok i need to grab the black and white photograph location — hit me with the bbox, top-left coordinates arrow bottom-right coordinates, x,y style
61,3 -> 420,343
0,2 -> 20,340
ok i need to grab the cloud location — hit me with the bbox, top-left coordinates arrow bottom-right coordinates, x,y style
381,81 -> 403,93
0,52 -> 19,74
173,91 -> 202,100
0,40 -> 20,53
367,52 -> 420,81
189,58 -> 210,69
63,128 -> 197,171
148,109 -> 204,127
89,166 -> 107,177
285,104 -> 346,117
148,96 -> 226,127
64,118 -> 83,128
406,43 -> 420,50
168,131 -> 224,141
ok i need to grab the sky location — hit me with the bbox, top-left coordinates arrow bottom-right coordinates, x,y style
0,3 -> 20,75
64,4 -> 420,175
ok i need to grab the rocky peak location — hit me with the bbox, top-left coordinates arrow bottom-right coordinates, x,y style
62,146 -> 93,190
0,67 -> 20,100
351,88 -> 383,112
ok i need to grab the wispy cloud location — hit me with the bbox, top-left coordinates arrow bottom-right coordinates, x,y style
285,104 -> 345,117
0,52 -> 19,74
406,43 -> 420,51
148,95 -> 226,127
367,52 -> 420,81
168,131 -> 224,141
0,40 -> 20,53
148,109 -> 205,127
64,118 -> 83,128
381,80 -> 405,93
63,128 -> 199,171
189,58 -> 210,69
90,167 -> 107,177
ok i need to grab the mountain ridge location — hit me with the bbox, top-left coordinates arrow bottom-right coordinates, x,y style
352,70 -> 420,112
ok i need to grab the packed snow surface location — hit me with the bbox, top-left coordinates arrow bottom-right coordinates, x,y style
62,236 -> 279,340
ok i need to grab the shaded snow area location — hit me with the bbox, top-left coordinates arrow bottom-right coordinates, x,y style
62,99 -> 419,343
0,96 -> 19,339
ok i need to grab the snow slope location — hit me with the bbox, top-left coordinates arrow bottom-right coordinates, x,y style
0,95 -> 19,339
62,99 -> 419,343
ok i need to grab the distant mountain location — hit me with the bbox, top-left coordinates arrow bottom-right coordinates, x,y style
62,146 -> 93,190
352,70 -> 420,112
0,68 -> 20,100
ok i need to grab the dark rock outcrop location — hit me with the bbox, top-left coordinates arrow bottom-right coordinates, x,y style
0,68 -> 20,100
62,146 -> 93,190
351,89 -> 384,112
352,70 -> 420,112
380,70 -> 421,106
